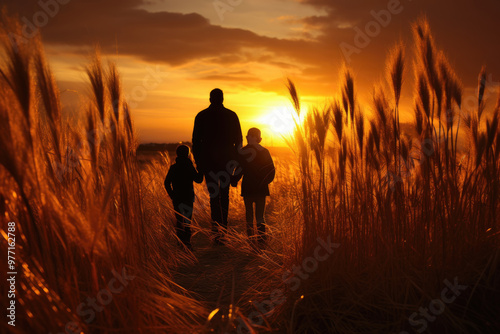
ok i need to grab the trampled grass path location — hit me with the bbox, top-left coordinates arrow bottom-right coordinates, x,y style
172,221 -> 276,331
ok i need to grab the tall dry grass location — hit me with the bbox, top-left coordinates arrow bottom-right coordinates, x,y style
257,18 -> 500,333
0,17 -> 205,333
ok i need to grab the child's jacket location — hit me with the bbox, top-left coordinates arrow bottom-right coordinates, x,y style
234,144 -> 275,197
164,156 -> 203,202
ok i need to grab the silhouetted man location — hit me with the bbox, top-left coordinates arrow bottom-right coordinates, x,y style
192,88 -> 242,244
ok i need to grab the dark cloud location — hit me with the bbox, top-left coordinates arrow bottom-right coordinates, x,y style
299,0 -> 500,84
4,0 -> 500,98
4,0 -> 325,68
197,70 -> 261,82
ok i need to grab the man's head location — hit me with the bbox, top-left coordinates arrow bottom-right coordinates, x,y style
210,88 -> 224,105
176,144 -> 190,158
246,127 -> 262,145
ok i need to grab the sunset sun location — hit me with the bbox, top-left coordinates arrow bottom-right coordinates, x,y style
260,106 -> 304,138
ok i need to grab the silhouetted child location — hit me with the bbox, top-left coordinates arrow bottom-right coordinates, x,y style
164,145 -> 203,250
232,128 -> 275,244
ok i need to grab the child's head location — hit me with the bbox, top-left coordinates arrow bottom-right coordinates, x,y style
176,144 -> 190,158
246,127 -> 262,145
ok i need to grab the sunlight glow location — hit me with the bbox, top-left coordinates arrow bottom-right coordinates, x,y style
259,106 -> 302,137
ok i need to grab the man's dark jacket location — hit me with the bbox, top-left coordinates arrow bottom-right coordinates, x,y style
233,144 -> 275,197
164,157 -> 203,202
192,104 -> 243,172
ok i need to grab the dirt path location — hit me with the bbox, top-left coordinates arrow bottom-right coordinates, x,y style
172,223 -> 271,315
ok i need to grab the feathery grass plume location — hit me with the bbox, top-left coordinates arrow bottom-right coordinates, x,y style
342,89 -> 348,119
286,78 -> 301,117
386,44 -> 405,174
444,106 -> 455,133
438,52 -> 463,131
425,39 -> 443,110
355,111 -> 364,156
369,119 -> 380,152
400,137 -> 411,168
0,24 -> 33,131
412,17 -> 430,69
107,62 -> 121,124
105,62 -> 123,154
373,87 -> 388,126
33,40 -> 63,162
33,41 -> 61,125
285,79 -> 309,177
416,73 -> 431,119
452,78 -> 463,110
86,51 -> 107,122
342,67 -> 355,122
413,17 -> 444,127
478,66 -> 487,121
331,100 -> 343,142
365,131 -> 380,170
123,101 -> 135,145
314,105 -> 330,152
438,53 -> 463,108
414,19 -> 440,99
387,42 -> 405,107
0,86 -> 24,189
463,112 -> 472,129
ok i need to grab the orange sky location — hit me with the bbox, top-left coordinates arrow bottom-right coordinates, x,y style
4,0 -> 500,145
